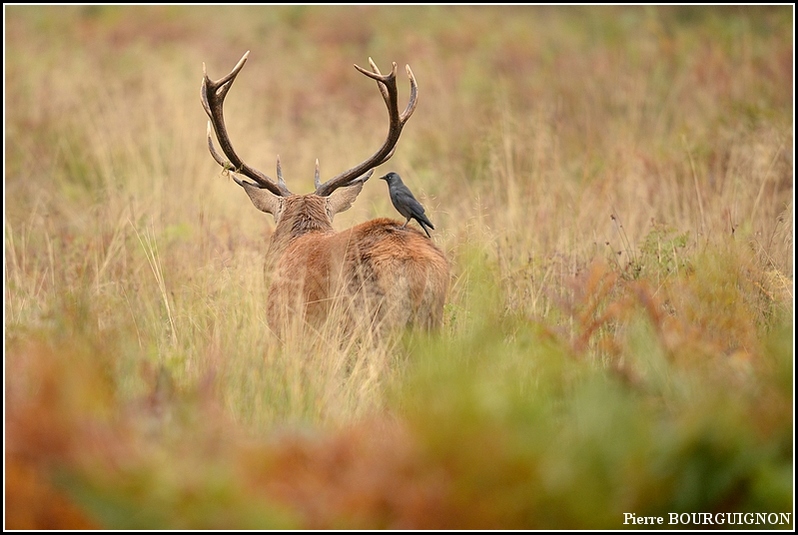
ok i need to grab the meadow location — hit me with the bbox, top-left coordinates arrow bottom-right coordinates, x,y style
4,5 -> 794,529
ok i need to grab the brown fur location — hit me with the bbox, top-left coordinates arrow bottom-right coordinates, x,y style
254,192 -> 449,338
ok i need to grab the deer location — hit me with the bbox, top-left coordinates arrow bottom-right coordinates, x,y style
201,52 -> 449,339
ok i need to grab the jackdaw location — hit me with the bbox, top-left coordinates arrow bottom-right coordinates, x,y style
380,172 -> 435,238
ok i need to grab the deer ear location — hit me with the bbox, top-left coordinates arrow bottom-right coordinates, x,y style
240,182 -> 282,218
327,181 -> 364,218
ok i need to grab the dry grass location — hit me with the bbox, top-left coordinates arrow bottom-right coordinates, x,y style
4,5 -> 793,529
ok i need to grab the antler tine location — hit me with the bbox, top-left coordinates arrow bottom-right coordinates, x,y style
314,59 -> 418,196
276,155 -> 288,192
314,159 -> 321,190
401,64 -> 419,122
201,51 -> 290,196
357,59 -> 418,123
206,122 -> 228,168
361,57 -> 391,107
352,169 -> 375,184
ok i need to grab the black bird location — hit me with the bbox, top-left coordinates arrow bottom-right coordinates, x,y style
379,172 -> 435,238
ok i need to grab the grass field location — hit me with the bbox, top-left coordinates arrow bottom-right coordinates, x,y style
4,5 -> 794,529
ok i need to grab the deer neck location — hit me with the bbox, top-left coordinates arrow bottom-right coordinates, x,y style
267,195 -> 335,256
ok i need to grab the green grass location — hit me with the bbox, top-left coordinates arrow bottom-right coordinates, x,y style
5,5 -> 793,530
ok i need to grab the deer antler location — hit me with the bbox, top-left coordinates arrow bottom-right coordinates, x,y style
201,51 -> 291,196
314,58 -> 418,196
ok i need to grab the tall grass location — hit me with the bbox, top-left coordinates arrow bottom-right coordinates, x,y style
5,5 -> 793,529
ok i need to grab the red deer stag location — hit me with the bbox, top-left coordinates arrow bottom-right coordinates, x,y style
201,52 -> 449,338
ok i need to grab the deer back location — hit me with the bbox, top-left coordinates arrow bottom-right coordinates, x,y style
267,216 -> 449,334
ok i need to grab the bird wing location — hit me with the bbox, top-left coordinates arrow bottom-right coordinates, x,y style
395,188 -> 434,229
395,187 -> 426,214
417,213 -> 435,229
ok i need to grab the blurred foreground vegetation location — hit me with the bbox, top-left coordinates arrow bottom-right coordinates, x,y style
5,5 -> 794,529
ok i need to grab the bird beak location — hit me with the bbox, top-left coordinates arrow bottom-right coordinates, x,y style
378,174 -> 387,181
